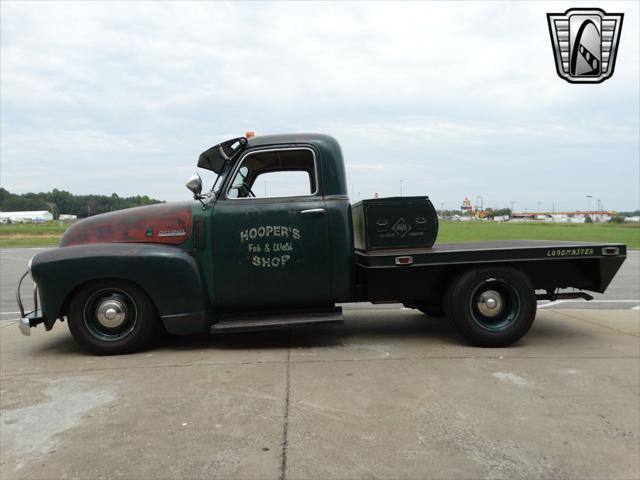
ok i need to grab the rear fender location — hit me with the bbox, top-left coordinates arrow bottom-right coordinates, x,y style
30,243 -> 209,334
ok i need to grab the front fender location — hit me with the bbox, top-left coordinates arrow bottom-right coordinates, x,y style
30,243 -> 209,334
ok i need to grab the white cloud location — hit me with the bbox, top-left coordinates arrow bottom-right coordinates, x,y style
1,1 -> 638,210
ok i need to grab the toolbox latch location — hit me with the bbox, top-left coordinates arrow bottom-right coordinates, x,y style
376,219 -> 389,232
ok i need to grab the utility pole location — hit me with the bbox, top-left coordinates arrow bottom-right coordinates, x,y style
510,201 -> 514,213
475,196 -> 483,219
264,181 -> 267,197
586,195 -> 592,214
597,198 -> 601,212
45,202 -> 57,220
399,180 -> 403,197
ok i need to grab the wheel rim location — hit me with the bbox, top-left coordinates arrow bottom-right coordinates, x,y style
83,288 -> 137,342
469,279 -> 520,332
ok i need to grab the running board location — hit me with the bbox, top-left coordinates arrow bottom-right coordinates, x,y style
536,291 -> 594,301
210,307 -> 344,334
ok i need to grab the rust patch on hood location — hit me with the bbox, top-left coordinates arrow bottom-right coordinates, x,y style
60,202 -> 193,247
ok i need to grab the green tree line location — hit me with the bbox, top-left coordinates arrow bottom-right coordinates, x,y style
0,188 -> 163,219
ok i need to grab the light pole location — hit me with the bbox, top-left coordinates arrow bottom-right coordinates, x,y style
586,195 -> 592,214
400,180 -> 403,197
45,202 -> 57,220
264,181 -> 267,197
475,196 -> 483,218
510,201 -> 514,213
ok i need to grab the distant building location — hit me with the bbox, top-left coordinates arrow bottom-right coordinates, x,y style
0,211 -> 53,223
510,213 -> 536,222
509,211 -> 613,223
59,214 -> 78,221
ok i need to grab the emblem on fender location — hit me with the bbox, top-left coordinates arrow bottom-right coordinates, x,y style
158,229 -> 187,237
547,8 -> 624,84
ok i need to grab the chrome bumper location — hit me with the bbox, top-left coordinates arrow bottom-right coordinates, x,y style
20,317 -> 32,336
19,311 -> 45,336
16,270 -> 44,336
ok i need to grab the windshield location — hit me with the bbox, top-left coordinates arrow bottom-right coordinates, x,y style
208,161 -> 233,200
198,137 -> 247,173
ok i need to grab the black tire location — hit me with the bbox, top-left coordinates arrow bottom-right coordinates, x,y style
444,267 -> 536,347
67,280 -> 158,355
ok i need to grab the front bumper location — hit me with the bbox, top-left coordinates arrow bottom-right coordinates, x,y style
19,311 -> 45,336
16,270 -> 45,336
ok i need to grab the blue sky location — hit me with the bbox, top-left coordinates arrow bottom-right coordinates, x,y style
1,1 -> 638,212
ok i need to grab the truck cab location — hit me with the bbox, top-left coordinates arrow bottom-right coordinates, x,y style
199,134 -> 354,309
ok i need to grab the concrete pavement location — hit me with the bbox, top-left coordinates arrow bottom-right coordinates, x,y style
1,307 -> 639,479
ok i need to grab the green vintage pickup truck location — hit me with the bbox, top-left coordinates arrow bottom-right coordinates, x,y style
18,133 -> 626,354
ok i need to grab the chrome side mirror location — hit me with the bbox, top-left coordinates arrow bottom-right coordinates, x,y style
186,173 -> 203,199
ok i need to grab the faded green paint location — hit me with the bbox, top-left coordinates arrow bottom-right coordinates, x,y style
242,134 -> 348,196
192,134 -> 354,309
211,196 -> 332,307
325,195 -> 355,301
30,243 -> 207,333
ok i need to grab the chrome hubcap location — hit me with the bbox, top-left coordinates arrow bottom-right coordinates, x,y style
476,290 -> 504,318
96,298 -> 127,328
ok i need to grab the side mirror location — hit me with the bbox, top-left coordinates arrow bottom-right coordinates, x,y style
186,173 -> 203,199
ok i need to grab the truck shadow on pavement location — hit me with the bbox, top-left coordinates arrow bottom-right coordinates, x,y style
26,311 -> 592,357
154,312 -> 459,352
152,311 -> 586,353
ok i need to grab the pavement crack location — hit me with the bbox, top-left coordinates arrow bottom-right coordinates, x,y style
280,332 -> 291,480
2,354 -> 639,378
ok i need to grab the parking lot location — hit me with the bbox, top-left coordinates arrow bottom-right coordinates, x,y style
1,248 -> 639,479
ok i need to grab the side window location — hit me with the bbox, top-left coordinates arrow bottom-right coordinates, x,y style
255,170 -> 312,198
227,149 -> 317,199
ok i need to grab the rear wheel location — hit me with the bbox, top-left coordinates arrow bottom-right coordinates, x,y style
444,267 -> 536,347
68,280 -> 158,355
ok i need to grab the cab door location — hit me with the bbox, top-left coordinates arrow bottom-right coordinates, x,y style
211,147 -> 331,308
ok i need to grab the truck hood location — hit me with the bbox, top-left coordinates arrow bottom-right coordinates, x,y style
59,202 -> 193,247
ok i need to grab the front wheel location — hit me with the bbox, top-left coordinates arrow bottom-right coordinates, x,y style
444,267 -> 536,347
68,280 -> 158,355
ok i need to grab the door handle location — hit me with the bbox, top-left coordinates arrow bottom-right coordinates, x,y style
300,208 -> 326,215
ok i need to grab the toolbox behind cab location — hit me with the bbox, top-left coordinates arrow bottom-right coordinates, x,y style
352,196 -> 439,251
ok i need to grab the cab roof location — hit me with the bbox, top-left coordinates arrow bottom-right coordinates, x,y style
197,133 -> 347,196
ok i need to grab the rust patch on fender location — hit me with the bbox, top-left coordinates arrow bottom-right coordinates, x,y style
60,202 -> 193,247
